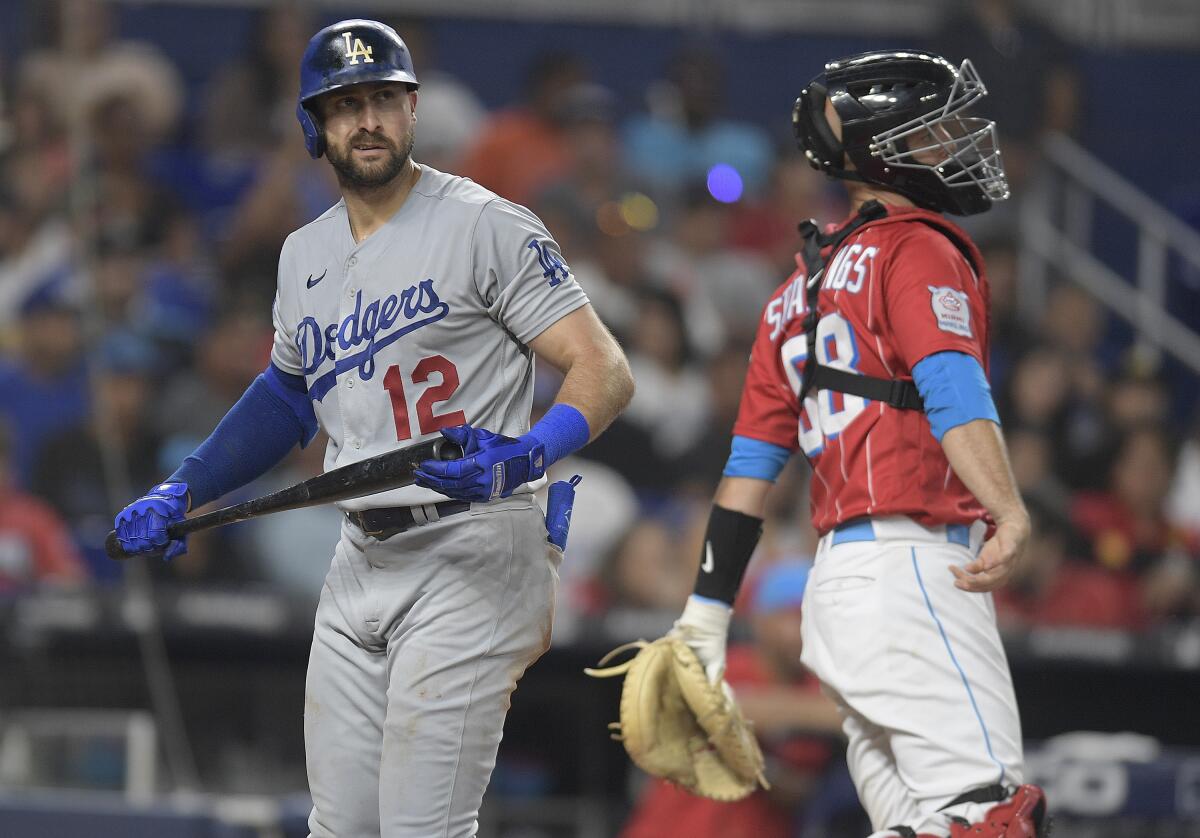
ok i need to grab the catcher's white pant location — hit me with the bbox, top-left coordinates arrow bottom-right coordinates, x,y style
305,498 -> 559,838
800,516 -> 1025,836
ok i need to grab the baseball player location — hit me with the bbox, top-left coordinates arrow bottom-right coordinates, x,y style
667,52 -> 1047,836
113,19 -> 634,838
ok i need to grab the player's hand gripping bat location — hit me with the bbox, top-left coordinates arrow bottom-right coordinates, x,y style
105,437 -> 464,561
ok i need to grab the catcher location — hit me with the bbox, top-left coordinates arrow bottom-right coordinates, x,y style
591,50 -> 1047,838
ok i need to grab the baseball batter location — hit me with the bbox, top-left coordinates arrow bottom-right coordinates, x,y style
667,52 -> 1047,836
113,20 -> 634,838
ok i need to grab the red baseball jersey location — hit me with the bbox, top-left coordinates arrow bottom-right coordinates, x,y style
733,205 -> 991,534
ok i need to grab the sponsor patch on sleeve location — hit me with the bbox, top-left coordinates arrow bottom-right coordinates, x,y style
928,285 -> 972,337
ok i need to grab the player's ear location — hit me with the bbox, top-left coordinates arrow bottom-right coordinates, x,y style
822,98 -> 843,143
820,99 -> 857,172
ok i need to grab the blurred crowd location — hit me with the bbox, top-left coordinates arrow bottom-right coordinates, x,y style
0,0 -> 1198,642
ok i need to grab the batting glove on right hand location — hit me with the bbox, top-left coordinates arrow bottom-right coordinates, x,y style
114,482 -> 189,559
669,594 -> 733,684
415,425 -> 546,503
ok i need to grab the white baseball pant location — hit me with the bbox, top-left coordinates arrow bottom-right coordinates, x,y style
304,498 -> 559,838
800,516 -> 1025,836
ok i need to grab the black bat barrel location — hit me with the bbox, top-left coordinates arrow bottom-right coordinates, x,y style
105,438 -> 463,561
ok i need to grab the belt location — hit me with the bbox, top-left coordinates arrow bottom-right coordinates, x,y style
830,517 -> 974,547
345,500 -> 471,540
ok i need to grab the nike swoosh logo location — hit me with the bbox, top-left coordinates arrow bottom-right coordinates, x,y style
306,269 -> 328,289
701,541 -> 714,573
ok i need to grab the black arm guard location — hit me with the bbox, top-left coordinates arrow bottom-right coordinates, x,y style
693,505 -> 764,606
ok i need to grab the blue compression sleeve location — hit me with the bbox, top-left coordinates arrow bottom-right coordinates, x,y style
169,363 -> 318,507
262,363 -> 319,445
722,435 -> 791,481
523,403 -> 590,467
912,351 -> 1000,442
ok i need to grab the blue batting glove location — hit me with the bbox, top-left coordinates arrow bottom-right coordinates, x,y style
114,482 -> 190,559
416,425 -> 546,502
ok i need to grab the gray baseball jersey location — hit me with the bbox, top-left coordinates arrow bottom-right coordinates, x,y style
270,165 -> 588,510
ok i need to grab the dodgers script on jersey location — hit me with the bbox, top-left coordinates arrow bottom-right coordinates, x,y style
270,166 -> 588,511
733,206 -> 991,534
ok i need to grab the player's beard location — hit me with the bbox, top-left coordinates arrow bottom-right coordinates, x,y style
326,126 -> 415,190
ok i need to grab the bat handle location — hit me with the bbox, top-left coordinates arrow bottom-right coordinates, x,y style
105,523 -> 183,562
106,438 -> 463,561
105,530 -> 164,562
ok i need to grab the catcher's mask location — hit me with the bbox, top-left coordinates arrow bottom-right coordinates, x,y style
793,50 -> 1008,216
296,19 -> 420,159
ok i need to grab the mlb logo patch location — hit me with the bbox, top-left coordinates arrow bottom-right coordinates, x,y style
928,286 -> 972,337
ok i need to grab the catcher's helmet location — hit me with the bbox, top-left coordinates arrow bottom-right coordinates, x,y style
296,19 -> 419,159
793,50 -> 1008,216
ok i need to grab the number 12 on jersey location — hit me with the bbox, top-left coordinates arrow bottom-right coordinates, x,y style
383,354 -> 466,441
781,313 -> 870,457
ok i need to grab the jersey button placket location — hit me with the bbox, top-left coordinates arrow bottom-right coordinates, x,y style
339,253 -> 361,455
344,254 -> 355,392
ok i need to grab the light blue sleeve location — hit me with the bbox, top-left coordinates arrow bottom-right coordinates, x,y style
722,435 -> 792,481
912,351 -> 1000,442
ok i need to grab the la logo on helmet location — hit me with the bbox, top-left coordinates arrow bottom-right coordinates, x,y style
342,32 -> 374,65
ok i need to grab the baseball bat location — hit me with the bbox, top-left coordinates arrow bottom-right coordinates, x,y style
105,437 -> 463,561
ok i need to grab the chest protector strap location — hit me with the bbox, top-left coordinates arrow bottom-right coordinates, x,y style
797,200 -> 925,411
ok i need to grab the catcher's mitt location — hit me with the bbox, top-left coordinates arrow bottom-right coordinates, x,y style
584,637 -> 768,801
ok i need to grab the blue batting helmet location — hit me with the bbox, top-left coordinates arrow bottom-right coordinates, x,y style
296,19 -> 419,159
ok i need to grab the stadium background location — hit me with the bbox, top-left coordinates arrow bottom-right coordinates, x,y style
0,0 -> 1198,835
